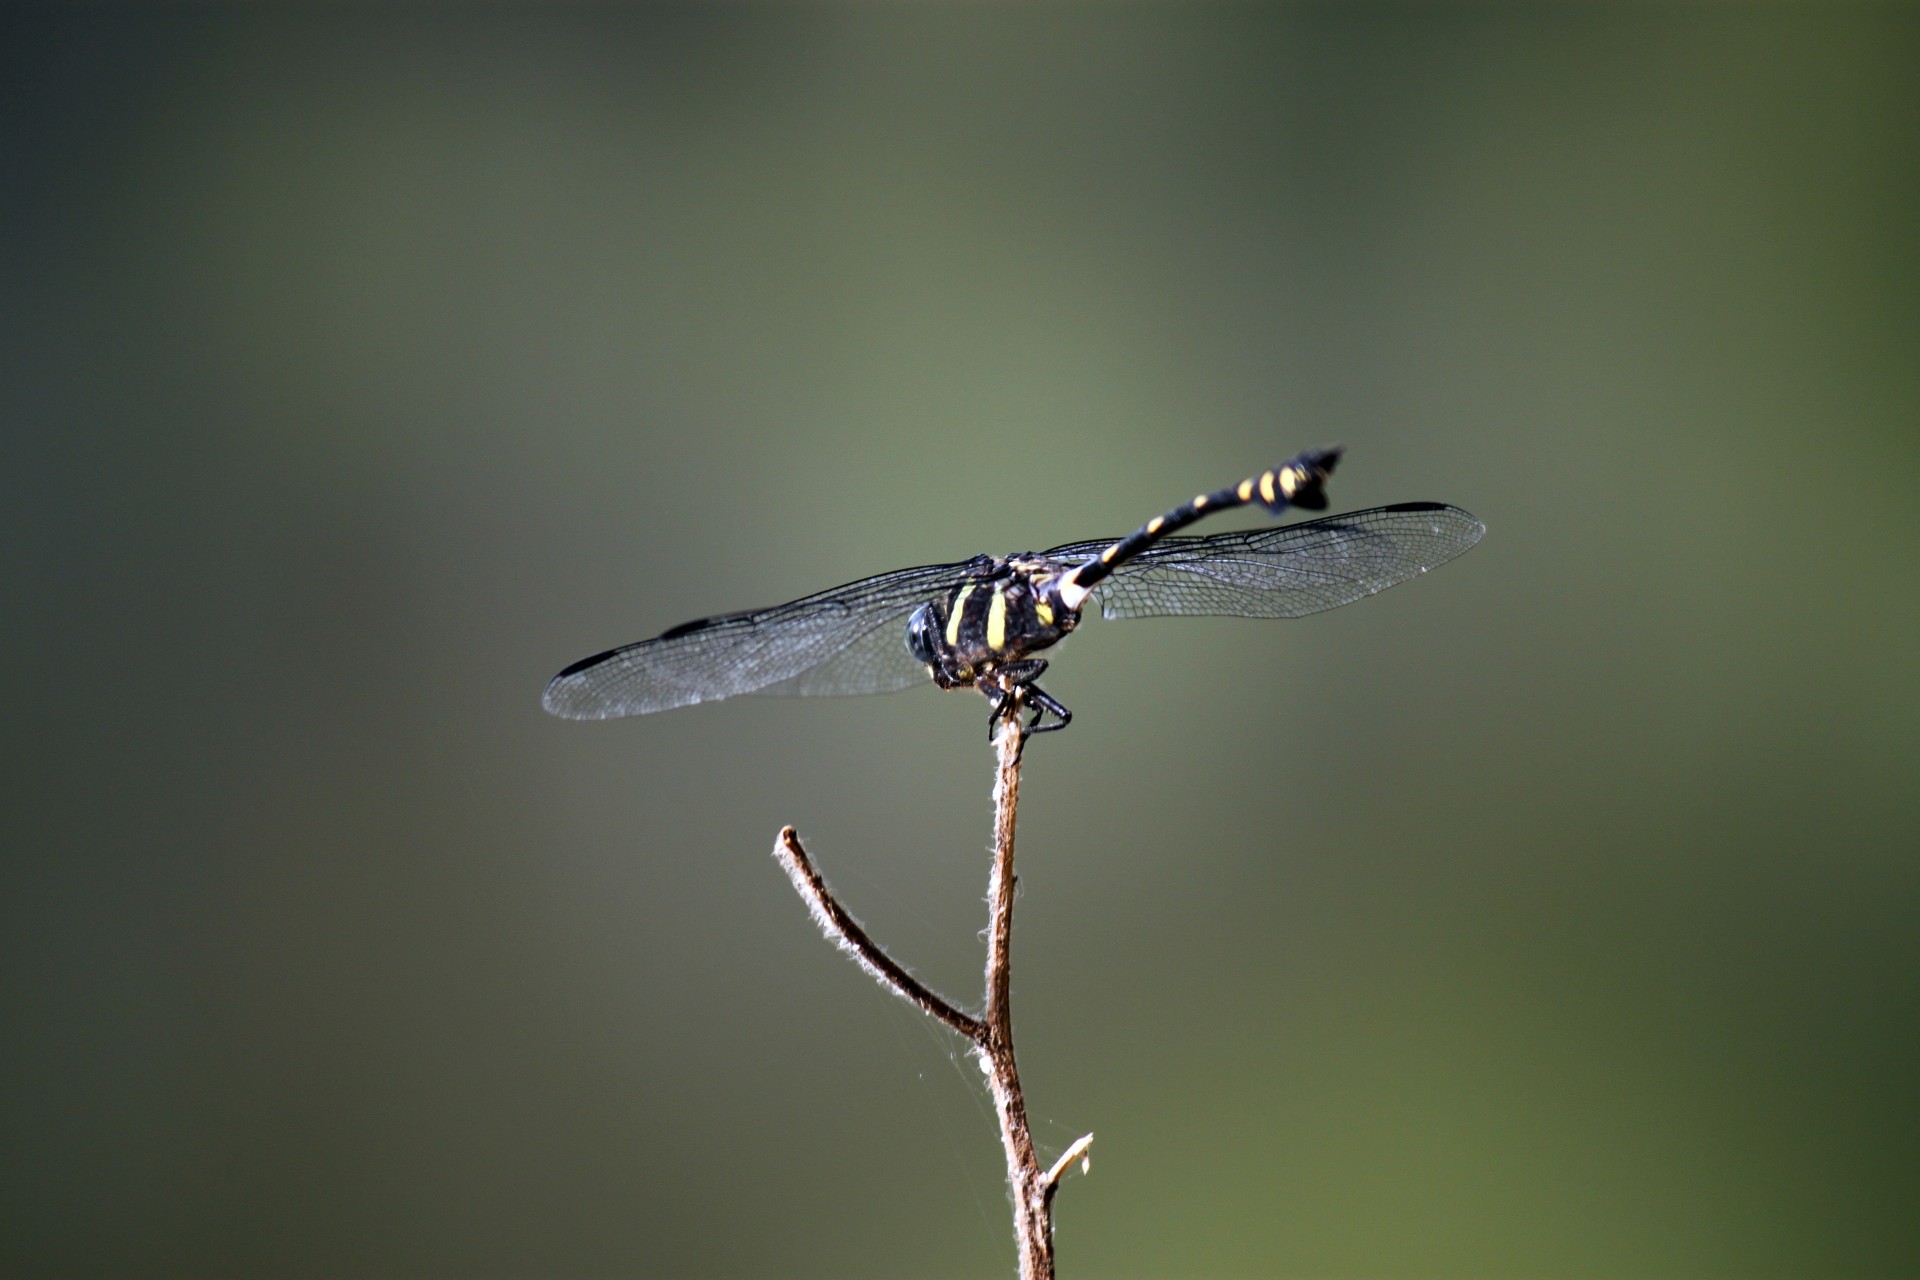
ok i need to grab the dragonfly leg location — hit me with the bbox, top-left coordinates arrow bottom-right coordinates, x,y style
1019,682 -> 1073,737
985,687 -> 1023,739
984,662 -> 1041,739
983,660 -> 1073,745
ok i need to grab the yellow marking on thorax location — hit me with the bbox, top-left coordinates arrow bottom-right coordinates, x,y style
1029,575 -> 1059,625
1237,478 -> 1254,501
946,584 -> 974,647
985,584 -> 1008,650
1258,470 -> 1277,505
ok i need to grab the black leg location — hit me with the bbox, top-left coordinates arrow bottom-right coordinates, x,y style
993,659 -> 1049,685
981,660 -> 1077,749
986,688 -> 1017,737
984,660 -> 1053,741
1020,682 -> 1073,736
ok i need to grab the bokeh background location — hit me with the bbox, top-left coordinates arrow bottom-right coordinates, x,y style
4,5 -> 1917,1277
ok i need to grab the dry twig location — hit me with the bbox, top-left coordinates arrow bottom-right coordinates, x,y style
771,705 -> 1090,1279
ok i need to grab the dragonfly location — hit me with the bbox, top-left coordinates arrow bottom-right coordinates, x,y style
543,448 -> 1483,738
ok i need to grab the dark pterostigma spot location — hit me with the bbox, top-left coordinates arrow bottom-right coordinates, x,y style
658,615 -> 720,640
553,646 -> 621,680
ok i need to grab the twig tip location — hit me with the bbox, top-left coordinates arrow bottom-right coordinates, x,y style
1042,1132 -> 1096,1195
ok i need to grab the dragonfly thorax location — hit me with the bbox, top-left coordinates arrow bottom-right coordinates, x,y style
905,561 -> 1080,691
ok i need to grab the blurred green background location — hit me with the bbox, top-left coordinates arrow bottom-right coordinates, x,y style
4,5 -> 1917,1277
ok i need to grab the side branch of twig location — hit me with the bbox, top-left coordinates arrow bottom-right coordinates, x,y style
772,826 -> 984,1042
1041,1132 -> 1095,1200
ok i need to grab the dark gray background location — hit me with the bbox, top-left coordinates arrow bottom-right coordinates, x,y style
4,5 -> 1916,1276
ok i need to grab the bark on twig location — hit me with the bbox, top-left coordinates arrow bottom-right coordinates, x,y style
772,705 -> 1088,1279
980,711 -> 1052,1279
773,827 -> 983,1041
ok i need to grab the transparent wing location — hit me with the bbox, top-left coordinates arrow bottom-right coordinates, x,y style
542,560 -> 968,719
1042,503 -> 1484,620
752,611 -> 942,699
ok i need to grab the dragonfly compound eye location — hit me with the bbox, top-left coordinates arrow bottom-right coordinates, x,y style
905,602 -> 940,666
